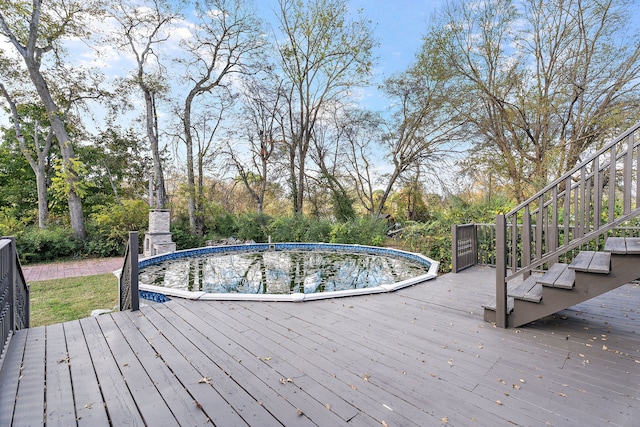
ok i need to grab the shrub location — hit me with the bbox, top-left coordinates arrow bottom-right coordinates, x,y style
17,226 -> 82,263
86,199 -> 149,257
234,212 -> 271,242
329,217 -> 388,246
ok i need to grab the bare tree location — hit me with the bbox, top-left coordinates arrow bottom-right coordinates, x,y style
274,0 -> 376,214
227,76 -> 286,214
176,0 -> 266,234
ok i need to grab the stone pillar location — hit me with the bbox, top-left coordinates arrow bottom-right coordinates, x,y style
143,209 -> 176,257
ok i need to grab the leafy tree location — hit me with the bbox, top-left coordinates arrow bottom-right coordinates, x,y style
0,0 -> 103,239
424,0 -> 640,201
107,0 -> 183,209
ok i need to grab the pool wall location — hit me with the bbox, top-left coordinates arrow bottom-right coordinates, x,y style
134,242 -> 439,302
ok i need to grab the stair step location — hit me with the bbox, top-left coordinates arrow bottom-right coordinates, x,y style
604,237 -> 627,254
606,236 -> 640,254
507,275 -> 543,303
482,296 -> 514,313
568,251 -> 610,273
537,263 -> 575,289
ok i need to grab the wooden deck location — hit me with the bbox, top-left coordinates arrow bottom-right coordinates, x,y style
1,266 -> 638,426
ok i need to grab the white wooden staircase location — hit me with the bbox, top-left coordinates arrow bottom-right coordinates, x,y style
484,237 -> 640,327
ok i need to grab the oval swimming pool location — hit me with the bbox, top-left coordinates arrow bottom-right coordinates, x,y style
137,243 -> 439,302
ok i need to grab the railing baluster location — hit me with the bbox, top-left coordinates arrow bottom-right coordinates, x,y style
624,133 -> 634,214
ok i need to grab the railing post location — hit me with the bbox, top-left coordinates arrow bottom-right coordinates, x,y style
119,231 -> 139,311
451,225 -> 459,273
495,214 -> 508,328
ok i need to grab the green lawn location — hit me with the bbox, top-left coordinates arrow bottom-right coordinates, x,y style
29,274 -> 118,327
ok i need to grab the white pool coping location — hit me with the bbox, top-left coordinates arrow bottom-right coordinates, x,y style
118,243 -> 440,302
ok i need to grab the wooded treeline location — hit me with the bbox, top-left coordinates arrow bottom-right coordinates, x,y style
1,0 -> 639,264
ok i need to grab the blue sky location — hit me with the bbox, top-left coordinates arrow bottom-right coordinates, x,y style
255,0 -> 443,111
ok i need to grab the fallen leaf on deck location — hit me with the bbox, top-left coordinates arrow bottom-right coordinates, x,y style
441,417 -> 449,424
558,393 -> 567,397
363,373 -> 370,382
297,409 -> 304,415
349,384 -> 358,390
381,421 -> 388,427
262,357 -> 272,361
496,400 -> 503,405
324,404 -> 331,410
512,384 -> 521,390
84,403 -> 93,409
602,345 -> 608,350
519,379 -> 526,383
198,377 -> 212,384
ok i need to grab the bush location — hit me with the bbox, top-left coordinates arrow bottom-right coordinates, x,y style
329,217 -> 388,246
170,217 -> 207,250
234,212 -> 271,242
85,199 -> 149,257
17,226 -> 82,263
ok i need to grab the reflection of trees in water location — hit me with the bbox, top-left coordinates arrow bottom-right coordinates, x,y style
142,250 -> 430,294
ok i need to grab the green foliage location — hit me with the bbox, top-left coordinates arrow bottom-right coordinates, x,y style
171,217 -> 207,250
50,157 -> 92,204
329,217 -> 388,246
234,212 -> 272,242
0,207 -> 27,236
266,215 -> 332,242
210,213 -> 237,238
85,200 -> 149,257
17,226 -> 82,263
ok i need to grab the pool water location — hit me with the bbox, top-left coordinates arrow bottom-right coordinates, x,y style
139,250 -> 431,295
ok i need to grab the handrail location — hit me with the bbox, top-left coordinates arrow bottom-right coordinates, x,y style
0,237 -> 30,372
119,231 -> 139,311
494,122 -> 640,327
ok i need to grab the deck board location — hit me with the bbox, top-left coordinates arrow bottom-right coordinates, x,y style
0,266 -> 638,426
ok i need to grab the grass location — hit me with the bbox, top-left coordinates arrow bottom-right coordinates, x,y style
29,273 -> 118,327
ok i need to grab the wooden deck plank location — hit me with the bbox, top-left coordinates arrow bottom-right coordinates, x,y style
128,305 -> 276,426
44,323 -> 76,426
0,266 -> 638,427
94,314 -> 178,426
569,251 -> 595,271
109,312 -> 213,426
12,327 -> 45,426
164,299 -> 362,426
219,298 -> 544,427
75,317 -> 143,426
0,330 -> 27,426
141,303 -> 304,426
204,299 -> 430,426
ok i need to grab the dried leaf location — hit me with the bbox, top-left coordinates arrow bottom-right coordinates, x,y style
512,384 -> 521,390
602,345 -> 608,351
496,400 -> 503,405
363,373 -> 370,382
198,377 -> 212,385
441,417 -> 449,424
558,392 -> 567,397
519,379 -> 526,383
381,421 -> 389,427
262,357 -> 272,361
297,409 -> 304,416
498,379 -> 506,385
324,403 -> 331,410
349,384 -> 358,390
84,403 -> 93,409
